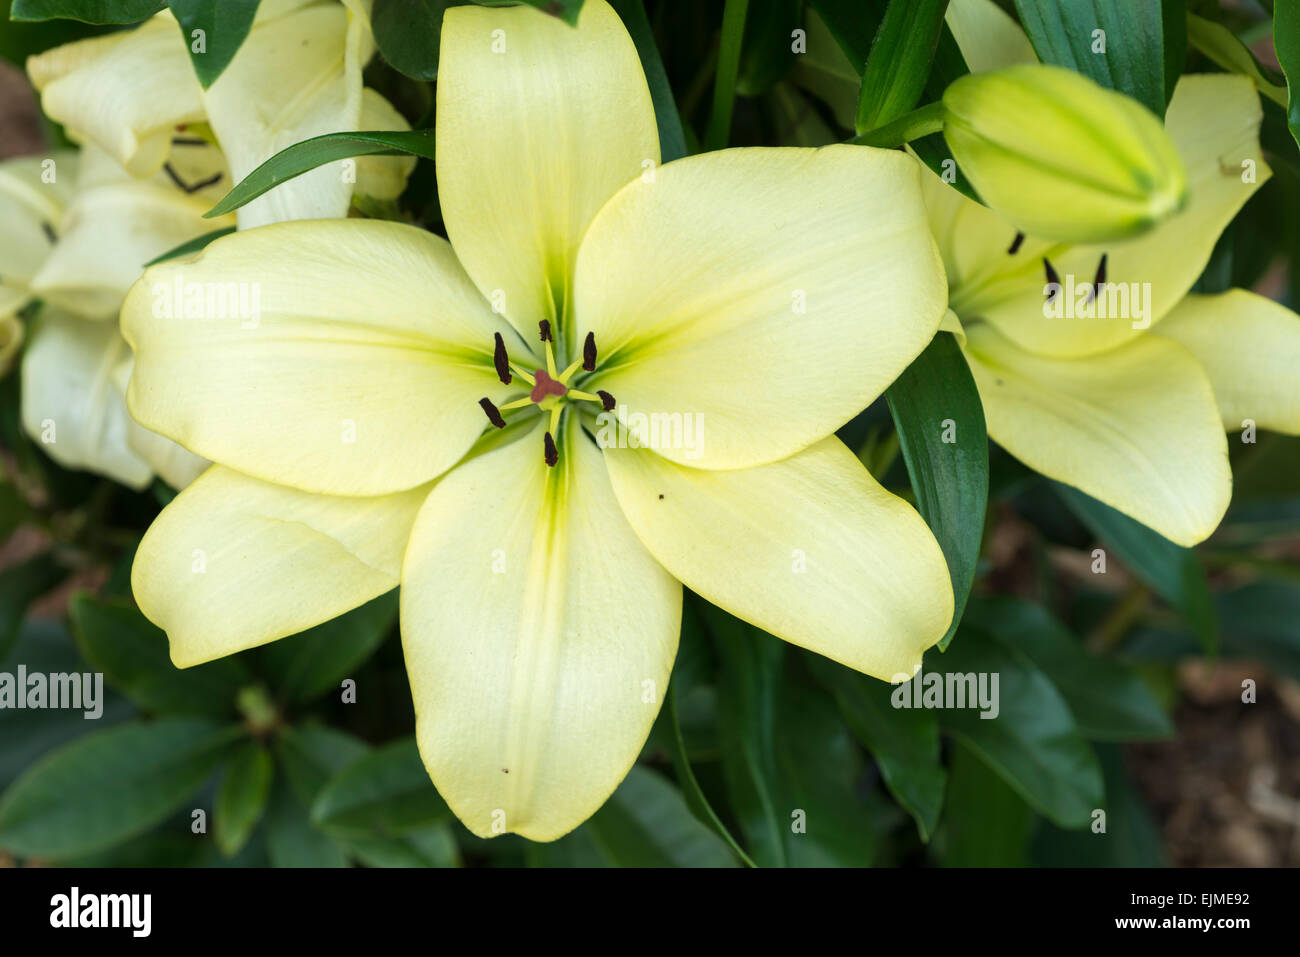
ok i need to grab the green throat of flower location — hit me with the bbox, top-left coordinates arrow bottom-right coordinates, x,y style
478,320 -> 615,467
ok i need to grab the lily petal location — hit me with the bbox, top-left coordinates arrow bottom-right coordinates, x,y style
122,220 -> 520,497
436,0 -> 658,335
354,88 -> 417,203
964,322 -> 1231,546
109,356 -> 209,490
603,436 -> 953,681
20,309 -> 151,489
1155,289 -> 1300,434
133,465 -> 428,667
576,145 -> 946,470
953,75 -> 1269,358
204,1 -> 368,228
31,146 -> 224,320
945,0 -> 1037,73
0,152 -> 76,315
28,14 -> 203,176
402,419 -> 681,841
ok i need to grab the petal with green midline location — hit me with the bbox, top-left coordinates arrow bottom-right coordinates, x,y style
951,75 -> 1268,358
435,0 -> 658,338
964,322 -> 1231,546
576,145 -> 946,470
20,309 -> 151,489
603,435 -> 953,682
121,220 -> 522,497
1154,289 -> 1300,435
402,418 -> 681,841
133,465 -> 429,667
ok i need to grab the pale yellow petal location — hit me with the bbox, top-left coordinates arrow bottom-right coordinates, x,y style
402,418 -> 681,841
603,436 -> 953,681
133,466 -> 428,667
20,309 -> 151,489
964,323 -> 1231,546
0,152 -> 76,312
354,88 -> 417,203
576,145 -> 946,470
1154,290 -> 1300,434
110,355 -> 210,490
945,0 -> 1037,73
436,0 -> 658,336
121,220 -> 521,496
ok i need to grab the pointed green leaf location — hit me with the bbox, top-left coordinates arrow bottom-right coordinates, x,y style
310,737 -> 451,837
214,740 -> 273,856
167,0 -> 259,88
1275,0 -> 1300,150
11,0 -> 164,23
855,0 -> 950,134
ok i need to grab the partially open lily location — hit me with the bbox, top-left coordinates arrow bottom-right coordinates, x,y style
26,0 -> 411,228
123,0 -> 954,840
927,0 -> 1300,546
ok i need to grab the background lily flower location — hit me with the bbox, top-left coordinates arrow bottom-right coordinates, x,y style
122,0 -> 954,841
26,0 -> 412,228
926,0 -> 1300,546
0,149 -> 76,371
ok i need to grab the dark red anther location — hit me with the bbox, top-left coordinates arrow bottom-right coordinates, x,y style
539,320 -> 552,342
1007,231 -> 1025,255
544,431 -> 558,467
478,398 -> 506,429
583,332 -> 597,371
596,390 -> 615,412
493,332 -> 512,384
1043,257 -> 1060,302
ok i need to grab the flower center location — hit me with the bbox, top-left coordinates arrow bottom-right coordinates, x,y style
477,321 -> 614,466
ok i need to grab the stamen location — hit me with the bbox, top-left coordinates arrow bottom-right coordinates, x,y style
493,332 -> 512,385
1043,257 -> 1060,302
538,320 -> 557,378
559,358 -> 585,381
596,390 -> 615,412
41,221 -> 56,244
538,320 -> 552,343
509,363 -> 536,386
499,397 -> 535,411
1007,231 -> 1025,255
478,397 -> 506,429
544,431 -> 558,467
583,332 -> 597,371
1093,253 -> 1108,286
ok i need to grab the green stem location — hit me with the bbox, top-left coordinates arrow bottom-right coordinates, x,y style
848,100 -> 946,148
704,0 -> 749,151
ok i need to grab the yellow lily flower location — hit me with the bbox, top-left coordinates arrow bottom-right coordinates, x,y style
122,0 -> 954,840
18,142 -> 229,489
26,0 -> 412,228
927,0 -> 1300,546
0,150 -> 76,371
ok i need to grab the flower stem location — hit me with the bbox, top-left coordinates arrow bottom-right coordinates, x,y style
704,0 -> 749,151
848,100 -> 946,149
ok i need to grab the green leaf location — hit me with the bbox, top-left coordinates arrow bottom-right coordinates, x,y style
1013,0 -> 1168,116
264,779 -> 347,867
610,0 -> 688,162
167,0 -> 259,88
204,129 -> 437,218
275,724 -> 369,805
1276,0 -> 1300,150
807,654 -> 946,841
938,740 -> 1035,866
257,591 -> 396,704
855,0 -> 949,134
0,620 -> 134,792
704,0 -> 751,150
0,717 -> 242,858
11,0 -> 164,22
1056,483 -> 1218,654
713,615 -> 876,866
471,0 -> 584,26
580,766 -> 739,867
0,551 -> 67,662
142,226 -> 235,267
310,737 -> 451,837
1160,0 -> 1186,109
214,740 -> 273,856
1187,12 -> 1288,108
736,0 -> 799,96
663,678 -> 755,865
69,593 -> 248,716
0,0 -> 111,67
938,626 -> 1104,827
371,0 -> 450,81
885,331 -> 988,651
342,824 -> 461,867
1215,580 -> 1300,680
963,597 -> 1172,741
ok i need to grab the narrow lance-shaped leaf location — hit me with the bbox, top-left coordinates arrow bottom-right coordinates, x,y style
855,0 -> 950,134
610,0 -> 688,162
143,227 -> 236,267
885,331 -> 988,651
214,740 -> 273,856
1275,0 -> 1300,150
204,130 -> 437,218
10,0 -> 165,23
